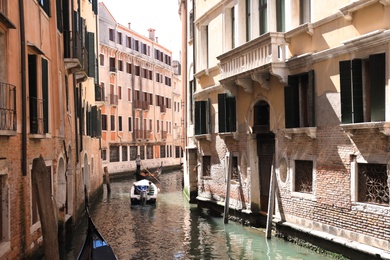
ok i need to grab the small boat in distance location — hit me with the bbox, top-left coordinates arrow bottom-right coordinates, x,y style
130,179 -> 158,205
78,187 -> 117,260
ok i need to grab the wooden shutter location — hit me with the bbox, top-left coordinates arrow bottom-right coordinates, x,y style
340,60 -> 352,123
227,95 -> 236,132
42,58 -> 49,133
218,94 -> 226,133
87,32 -> 95,77
92,0 -> 98,14
308,70 -> 315,127
369,53 -> 385,122
351,59 -> 363,123
195,101 -> 207,135
284,75 -> 299,128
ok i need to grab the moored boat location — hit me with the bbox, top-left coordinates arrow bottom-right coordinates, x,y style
77,208 -> 117,260
130,179 -> 158,205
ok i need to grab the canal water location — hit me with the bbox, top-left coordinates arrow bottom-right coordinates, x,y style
60,170 -> 333,259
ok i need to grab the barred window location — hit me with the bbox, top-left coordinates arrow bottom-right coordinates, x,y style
358,163 -> 389,206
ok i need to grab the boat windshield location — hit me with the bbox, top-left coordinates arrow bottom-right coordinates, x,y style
136,185 -> 149,192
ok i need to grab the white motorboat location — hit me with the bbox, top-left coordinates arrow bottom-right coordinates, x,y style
130,179 -> 158,205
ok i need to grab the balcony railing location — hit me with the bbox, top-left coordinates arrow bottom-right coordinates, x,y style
218,32 -> 288,82
109,94 -> 118,106
134,129 -> 151,139
134,100 -> 150,110
63,30 -> 89,80
29,97 -> 45,135
95,84 -> 105,102
161,130 -> 167,140
0,82 -> 16,133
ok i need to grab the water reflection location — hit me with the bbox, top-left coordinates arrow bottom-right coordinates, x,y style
61,170 -> 331,259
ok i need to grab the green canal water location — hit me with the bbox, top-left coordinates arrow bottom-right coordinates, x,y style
60,170 -> 335,259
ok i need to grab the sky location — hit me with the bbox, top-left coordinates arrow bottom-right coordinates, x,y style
100,0 -> 182,60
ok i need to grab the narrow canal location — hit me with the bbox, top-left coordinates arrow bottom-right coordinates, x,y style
60,170 -> 334,259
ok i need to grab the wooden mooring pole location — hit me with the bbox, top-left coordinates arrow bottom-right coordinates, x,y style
223,152 -> 233,224
266,156 -> 276,239
32,155 -> 59,260
104,166 -> 111,192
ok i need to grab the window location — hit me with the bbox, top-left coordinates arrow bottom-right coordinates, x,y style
118,116 -> 122,131
39,0 -> 50,16
122,146 -> 128,161
118,60 -> 123,71
109,146 -> 119,162
147,145 -> 153,159
357,163 -> 388,206
109,57 -> 116,72
189,10 -> 194,39
126,63 -> 132,74
231,7 -> 236,48
28,55 -> 49,135
109,28 -> 115,41
99,54 -> 104,66
160,145 -> 166,158
276,0 -> 285,32
246,0 -> 251,41
294,160 -> 313,193
134,40 -> 139,51
128,88 -> 132,101
101,149 -> 107,160
118,86 -> 122,100
340,53 -> 385,123
299,0 -> 311,24
218,93 -> 236,133
128,117 -> 132,132
200,25 -> 209,69
259,0 -> 267,35
135,66 -> 140,76
130,146 -> 137,160
101,114 -> 107,130
195,100 -> 210,135
126,36 -> 132,48
140,146 -> 145,160
117,32 -> 122,44
0,173 -> 9,245
202,156 -> 211,177
284,70 -> 315,128
110,115 -> 115,131
231,156 -> 239,181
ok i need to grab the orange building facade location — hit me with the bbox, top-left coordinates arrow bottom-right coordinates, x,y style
99,3 -> 183,174
0,0 -> 102,258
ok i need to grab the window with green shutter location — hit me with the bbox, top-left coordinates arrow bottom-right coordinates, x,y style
195,100 -> 210,135
218,93 -> 236,133
339,53 -> 385,123
284,70 -> 315,128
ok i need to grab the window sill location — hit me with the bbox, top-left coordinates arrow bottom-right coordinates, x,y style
29,133 -> 51,139
341,122 -> 390,136
291,191 -> 315,201
284,127 -> 316,139
0,130 -> 16,136
351,202 -> 389,214
195,134 -> 211,141
219,132 -> 239,140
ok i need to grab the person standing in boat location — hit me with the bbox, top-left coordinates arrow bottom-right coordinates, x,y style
135,155 -> 143,181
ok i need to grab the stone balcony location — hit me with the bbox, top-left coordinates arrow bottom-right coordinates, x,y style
217,32 -> 288,93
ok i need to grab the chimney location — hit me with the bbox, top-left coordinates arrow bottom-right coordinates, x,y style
155,37 -> 158,43
128,23 -> 131,29
148,28 -> 155,41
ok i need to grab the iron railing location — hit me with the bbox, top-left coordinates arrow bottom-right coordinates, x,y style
29,97 -> 45,135
0,82 -> 16,132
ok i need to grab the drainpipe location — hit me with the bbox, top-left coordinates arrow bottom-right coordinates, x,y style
19,0 -> 27,176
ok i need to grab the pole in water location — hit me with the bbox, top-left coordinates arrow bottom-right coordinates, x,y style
266,156 -> 276,239
223,152 -> 232,224
104,166 -> 111,192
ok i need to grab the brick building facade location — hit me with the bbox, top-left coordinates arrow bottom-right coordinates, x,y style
182,0 -> 390,256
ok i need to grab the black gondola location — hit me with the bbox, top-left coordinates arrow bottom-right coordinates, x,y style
78,186 -> 117,260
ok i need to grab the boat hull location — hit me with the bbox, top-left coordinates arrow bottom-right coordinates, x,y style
130,179 -> 158,205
